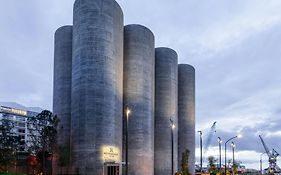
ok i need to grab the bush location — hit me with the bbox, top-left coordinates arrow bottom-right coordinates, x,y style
176,149 -> 191,175
176,170 -> 191,175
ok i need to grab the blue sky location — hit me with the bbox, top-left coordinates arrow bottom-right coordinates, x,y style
1,0 -> 281,169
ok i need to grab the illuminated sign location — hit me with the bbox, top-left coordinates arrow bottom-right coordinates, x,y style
0,106 -> 27,116
102,145 -> 120,162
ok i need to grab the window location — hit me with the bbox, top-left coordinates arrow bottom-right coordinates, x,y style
18,129 -> 25,133
20,135 -> 25,140
17,122 -> 25,127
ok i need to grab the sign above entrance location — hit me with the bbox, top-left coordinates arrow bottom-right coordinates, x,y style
102,145 -> 120,162
0,106 -> 27,116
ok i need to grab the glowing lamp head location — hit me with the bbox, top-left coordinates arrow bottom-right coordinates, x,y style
126,108 -> 131,116
237,134 -> 243,138
231,142 -> 235,148
172,124 -> 176,130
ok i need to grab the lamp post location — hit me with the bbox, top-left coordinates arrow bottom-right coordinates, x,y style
170,118 -> 176,175
218,137 -> 222,173
198,131 -> 203,173
224,135 -> 241,175
231,142 -> 235,175
125,106 -> 131,175
260,152 -> 266,175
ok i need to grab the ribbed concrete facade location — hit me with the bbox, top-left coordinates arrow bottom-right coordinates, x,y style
123,24 -> 155,175
113,2 -> 124,165
178,64 -> 195,175
53,25 -> 73,173
53,0 -> 196,174
53,25 -> 72,147
71,0 -> 123,174
154,47 -> 178,175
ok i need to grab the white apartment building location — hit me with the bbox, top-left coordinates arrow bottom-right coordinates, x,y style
0,102 -> 42,152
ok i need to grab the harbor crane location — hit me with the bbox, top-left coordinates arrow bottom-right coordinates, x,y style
203,121 -> 217,157
197,122 -> 217,173
201,121 -> 217,165
259,135 -> 281,175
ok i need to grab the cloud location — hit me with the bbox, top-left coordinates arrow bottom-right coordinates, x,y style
0,0 -> 74,109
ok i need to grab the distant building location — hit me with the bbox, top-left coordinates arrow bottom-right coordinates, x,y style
0,102 -> 43,152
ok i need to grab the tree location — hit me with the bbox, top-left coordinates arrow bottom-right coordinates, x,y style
58,144 -> 71,167
208,156 -> 218,175
176,149 -> 191,175
27,110 -> 59,175
232,161 -> 238,175
0,118 -> 22,172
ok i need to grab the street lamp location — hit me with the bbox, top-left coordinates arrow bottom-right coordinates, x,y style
231,142 -> 235,175
224,135 -> 241,175
198,131 -> 203,173
170,118 -> 176,175
125,106 -> 131,175
218,137 -> 222,173
260,152 -> 266,175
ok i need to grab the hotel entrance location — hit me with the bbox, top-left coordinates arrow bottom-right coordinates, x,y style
102,146 -> 122,175
104,163 -> 122,175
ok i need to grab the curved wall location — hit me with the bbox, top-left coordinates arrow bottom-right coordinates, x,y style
53,25 -> 73,173
71,0 -> 123,174
123,24 -> 155,175
154,47 -> 178,175
178,64 -> 196,175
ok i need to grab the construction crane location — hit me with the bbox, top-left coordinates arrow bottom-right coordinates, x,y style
196,122 -> 217,173
203,122 -> 217,163
259,135 -> 281,175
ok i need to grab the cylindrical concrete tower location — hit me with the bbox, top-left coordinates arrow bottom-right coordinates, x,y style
123,24 -> 155,175
71,0 -> 123,174
154,47 -> 178,175
113,1 -> 124,163
53,25 -> 73,173
178,64 -> 195,175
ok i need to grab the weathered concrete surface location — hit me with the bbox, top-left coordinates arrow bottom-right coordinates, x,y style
178,64 -> 195,175
53,25 -> 73,174
71,0 -> 123,174
154,47 -> 178,175
123,24 -> 155,175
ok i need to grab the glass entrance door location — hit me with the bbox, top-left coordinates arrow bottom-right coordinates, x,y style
107,165 -> 119,175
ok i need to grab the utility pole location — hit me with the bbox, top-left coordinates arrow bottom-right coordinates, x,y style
198,131 -> 203,173
170,118 -> 175,175
260,152 -> 266,175
218,137 -> 222,173
224,135 -> 241,175
125,107 -> 131,175
231,142 -> 235,175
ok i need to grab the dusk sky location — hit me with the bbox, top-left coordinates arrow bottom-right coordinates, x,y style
1,0 -> 281,169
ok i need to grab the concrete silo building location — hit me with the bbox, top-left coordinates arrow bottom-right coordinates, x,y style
123,24 -> 155,175
154,48 -> 178,175
178,64 -> 196,175
53,25 -> 73,174
52,0 -> 196,175
70,0 -> 124,174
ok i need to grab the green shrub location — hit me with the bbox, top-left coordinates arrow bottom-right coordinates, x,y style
176,149 -> 191,175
